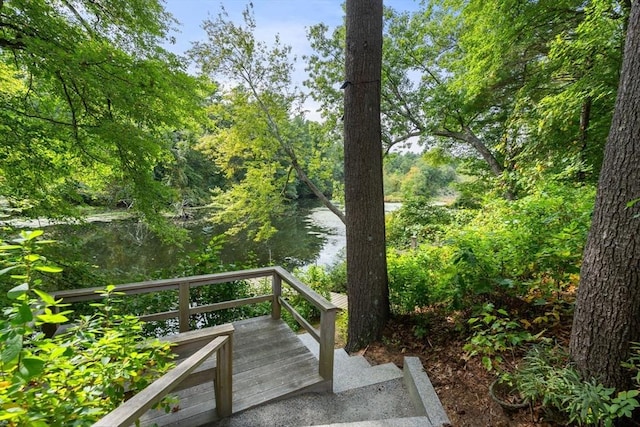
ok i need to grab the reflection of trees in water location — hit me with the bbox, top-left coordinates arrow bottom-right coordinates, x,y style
128,221 -> 150,246
37,203 -> 343,281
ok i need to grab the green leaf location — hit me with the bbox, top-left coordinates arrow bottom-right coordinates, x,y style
20,357 -> 45,379
33,289 -> 57,305
0,406 -> 25,420
35,239 -> 57,245
1,334 -> 22,364
0,245 -> 22,251
22,230 -> 44,241
13,303 -> 34,324
481,356 -> 493,371
37,313 -> 69,324
25,254 -> 41,262
7,283 -> 28,300
34,265 -> 63,273
623,390 -> 640,398
0,265 -> 20,276
626,198 -> 640,208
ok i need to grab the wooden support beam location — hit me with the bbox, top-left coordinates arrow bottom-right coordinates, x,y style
318,308 -> 338,387
272,273 -> 282,320
215,334 -> 233,417
179,282 -> 191,333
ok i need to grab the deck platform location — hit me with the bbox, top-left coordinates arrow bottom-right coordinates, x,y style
140,316 -> 326,427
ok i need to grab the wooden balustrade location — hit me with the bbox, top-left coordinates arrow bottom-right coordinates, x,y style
49,266 -> 339,386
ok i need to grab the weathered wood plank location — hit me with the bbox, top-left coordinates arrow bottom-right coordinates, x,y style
273,266 -> 339,311
279,296 -> 320,341
233,356 -> 319,398
233,372 -> 326,413
50,267 -> 279,303
190,294 -> 272,315
162,323 -> 235,358
319,308 -> 337,384
140,317 -> 324,427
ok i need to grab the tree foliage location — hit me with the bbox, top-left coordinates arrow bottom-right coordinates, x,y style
0,0 -> 204,238
190,5 -> 344,241
305,0 -> 628,197
0,231 -> 175,425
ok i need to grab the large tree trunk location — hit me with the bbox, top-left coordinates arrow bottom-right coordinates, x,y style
569,1 -> 640,392
343,0 -> 389,352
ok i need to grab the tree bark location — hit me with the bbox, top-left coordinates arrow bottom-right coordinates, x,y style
569,1 -> 640,393
343,0 -> 389,351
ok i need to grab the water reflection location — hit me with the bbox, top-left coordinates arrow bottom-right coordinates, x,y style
31,202 -> 399,282
43,203 -> 337,281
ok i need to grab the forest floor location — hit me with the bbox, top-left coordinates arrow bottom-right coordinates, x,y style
359,310 -> 574,427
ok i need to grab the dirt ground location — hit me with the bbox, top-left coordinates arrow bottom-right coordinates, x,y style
358,314 -> 571,427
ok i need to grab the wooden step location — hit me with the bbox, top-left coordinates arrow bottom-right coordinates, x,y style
140,316 -> 325,427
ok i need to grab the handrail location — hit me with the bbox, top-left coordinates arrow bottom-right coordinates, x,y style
51,267 -> 279,303
93,333 -> 233,427
50,266 -> 340,388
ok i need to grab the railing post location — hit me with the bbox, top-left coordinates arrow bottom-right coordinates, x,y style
179,282 -> 191,333
318,307 -> 337,390
42,305 -> 60,338
271,272 -> 282,320
215,335 -> 233,418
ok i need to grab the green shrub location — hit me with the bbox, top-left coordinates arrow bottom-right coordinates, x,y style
386,197 -> 458,248
388,250 -> 429,313
384,183 -> 593,318
325,257 -> 347,294
515,345 -> 640,426
281,266 -> 333,330
0,231 -> 175,426
441,183 -> 594,308
463,303 -> 541,371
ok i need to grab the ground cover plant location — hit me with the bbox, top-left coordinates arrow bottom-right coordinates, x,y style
373,182 -> 640,425
0,231 -> 175,426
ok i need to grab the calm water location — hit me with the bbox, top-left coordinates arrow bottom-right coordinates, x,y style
21,202 -> 401,282
39,202 -> 345,281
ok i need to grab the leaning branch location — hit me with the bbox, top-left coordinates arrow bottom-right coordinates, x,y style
432,127 -> 504,177
244,72 -> 346,224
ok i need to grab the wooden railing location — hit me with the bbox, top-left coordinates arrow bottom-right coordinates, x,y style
49,266 -> 339,386
93,331 -> 233,427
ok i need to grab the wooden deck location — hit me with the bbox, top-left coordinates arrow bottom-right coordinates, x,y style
140,316 -> 326,427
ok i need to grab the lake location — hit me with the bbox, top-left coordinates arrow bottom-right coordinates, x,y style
10,201 -> 400,283
34,203 -> 340,281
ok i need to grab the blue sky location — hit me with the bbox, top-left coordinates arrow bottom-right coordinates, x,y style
163,1 -> 421,75
162,1 -> 422,120
163,1 -> 422,54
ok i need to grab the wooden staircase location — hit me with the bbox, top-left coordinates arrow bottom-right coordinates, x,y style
140,316 -> 327,427
50,267 -> 339,427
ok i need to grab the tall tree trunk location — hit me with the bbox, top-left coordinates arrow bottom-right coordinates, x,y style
569,1 -> 640,393
343,0 -> 389,352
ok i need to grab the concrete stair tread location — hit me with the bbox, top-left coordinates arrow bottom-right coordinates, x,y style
211,378 -> 418,427
334,352 -> 371,371
308,416 -> 435,427
334,362 -> 403,393
297,332 -> 403,393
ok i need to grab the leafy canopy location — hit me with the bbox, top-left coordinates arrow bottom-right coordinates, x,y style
0,0 -> 205,238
